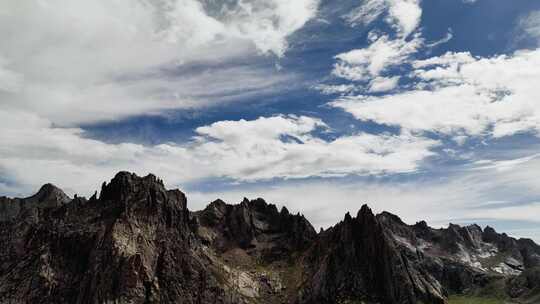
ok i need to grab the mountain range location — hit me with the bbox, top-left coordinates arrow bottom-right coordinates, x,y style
0,172 -> 539,304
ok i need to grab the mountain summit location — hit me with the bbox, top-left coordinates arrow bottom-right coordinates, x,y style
0,172 -> 539,304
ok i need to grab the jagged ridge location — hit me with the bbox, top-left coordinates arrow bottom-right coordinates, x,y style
0,172 -> 539,304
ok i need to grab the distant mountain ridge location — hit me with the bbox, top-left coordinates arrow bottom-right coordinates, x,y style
0,172 -> 539,304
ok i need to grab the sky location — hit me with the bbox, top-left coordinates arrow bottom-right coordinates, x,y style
2,0 -> 540,242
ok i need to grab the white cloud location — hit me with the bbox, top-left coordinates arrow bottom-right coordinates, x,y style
329,0 -> 423,93
517,10 -> 540,46
192,115 -> 438,181
17,64 -> 296,126
0,0 -> 318,126
0,112 -> 438,196
332,34 -> 422,81
412,51 -> 476,68
426,29 -> 454,49
343,0 -> 422,38
368,76 -> 400,92
313,84 -> 357,95
333,85 -> 491,136
472,154 -> 540,172
333,49 -> 540,139
343,0 -> 386,27
386,0 -> 422,37
0,56 -> 22,93
220,0 -> 320,57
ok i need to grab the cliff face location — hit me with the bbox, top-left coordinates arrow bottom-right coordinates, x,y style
0,172 -> 229,304
0,172 -> 539,304
193,197 -> 316,261
297,206 -> 446,304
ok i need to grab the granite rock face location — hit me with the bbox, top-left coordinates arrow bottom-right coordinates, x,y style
0,172 -> 229,304
297,206 -> 446,304
193,197 -> 316,262
1,172 -> 539,304
0,183 -> 69,222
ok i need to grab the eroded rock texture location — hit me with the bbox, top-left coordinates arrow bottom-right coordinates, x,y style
1,172 -> 539,304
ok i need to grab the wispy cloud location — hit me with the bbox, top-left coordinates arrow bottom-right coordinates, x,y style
332,33 -> 423,81
517,10 -> 540,47
0,113 -> 438,196
426,28 -> 454,49
0,0 -> 318,126
332,49 -> 540,140
343,0 -> 386,27
386,0 -> 422,38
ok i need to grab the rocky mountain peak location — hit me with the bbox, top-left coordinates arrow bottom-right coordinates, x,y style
193,196 -> 316,264
99,171 -> 165,202
1,172 -> 539,304
414,220 -> 430,230
343,211 -> 353,222
300,204 -> 446,304
0,182 -> 70,222
358,203 -> 374,217
280,205 -> 290,216
355,204 -> 380,230
377,210 -> 406,224
31,183 -> 70,204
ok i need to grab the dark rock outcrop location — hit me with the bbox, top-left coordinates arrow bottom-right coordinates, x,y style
1,172 -> 539,304
0,183 -> 69,222
297,205 -> 446,304
193,197 -> 316,262
0,172 -> 228,304
507,267 -> 540,302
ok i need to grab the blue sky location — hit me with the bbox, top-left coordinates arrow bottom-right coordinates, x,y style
1,0 -> 540,241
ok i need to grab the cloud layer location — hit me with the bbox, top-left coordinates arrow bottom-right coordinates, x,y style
344,0 -> 422,38
0,0 -> 318,125
0,113 -> 437,196
333,49 -> 540,140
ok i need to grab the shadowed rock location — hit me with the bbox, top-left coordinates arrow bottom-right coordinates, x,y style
297,205 -> 446,304
0,172 -> 539,304
0,183 -> 70,222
